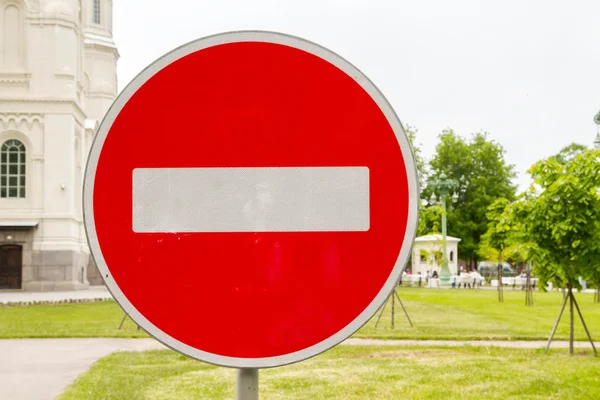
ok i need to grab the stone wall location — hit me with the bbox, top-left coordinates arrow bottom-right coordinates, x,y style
0,227 -> 93,291
25,249 -> 90,291
87,257 -> 103,286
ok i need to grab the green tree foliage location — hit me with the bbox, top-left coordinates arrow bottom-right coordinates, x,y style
477,241 -> 531,270
481,198 -> 513,302
514,149 -> 600,353
418,248 -> 443,268
482,198 -> 512,255
417,204 -> 443,236
405,124 -> 427,189
518,149 -> 600,290
479,199 -> 533,265
428,130 -> 517,267
549,143 -> 587,165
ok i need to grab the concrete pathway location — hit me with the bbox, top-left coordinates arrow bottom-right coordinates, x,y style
1,337 -> 598,400
0,286 -> 113,305
0,338 -> 165,400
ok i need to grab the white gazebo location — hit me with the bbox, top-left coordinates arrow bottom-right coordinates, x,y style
411,234 -> 461,276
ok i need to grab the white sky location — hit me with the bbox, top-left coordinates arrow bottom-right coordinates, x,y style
113,0 -> 600,192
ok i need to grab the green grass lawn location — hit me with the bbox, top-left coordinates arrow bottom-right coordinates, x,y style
1,288 -> 599,341
0,301 -> 147,338
356,287 -> 600,341
57,346 -> 600,400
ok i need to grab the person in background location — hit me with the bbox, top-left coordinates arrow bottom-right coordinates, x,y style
400,270 -> 407,286
432,271 -> 439,279
519,270 -> 527,279
458,270 -> 469,289
416,271 -> 423,287
470,268 -> 482,288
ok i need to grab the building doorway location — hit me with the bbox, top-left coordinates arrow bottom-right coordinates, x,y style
0,245 -> 22,289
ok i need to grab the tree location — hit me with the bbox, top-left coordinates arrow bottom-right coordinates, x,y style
417,204 -> 443,236
481,198 -> 512,303
405,124 -> 427,189
516,149 -> 600,355
549,143 -> 587,165
419,247 -> 443,270
480,199 -> 536,305
428,130 -> 517,269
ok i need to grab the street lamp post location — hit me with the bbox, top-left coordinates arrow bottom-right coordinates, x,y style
428,173 -> 459,286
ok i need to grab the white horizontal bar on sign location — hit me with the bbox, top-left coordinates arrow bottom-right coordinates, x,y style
132,167 -> 370,233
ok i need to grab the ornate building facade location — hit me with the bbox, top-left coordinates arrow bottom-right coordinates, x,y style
0,0 -> 117,290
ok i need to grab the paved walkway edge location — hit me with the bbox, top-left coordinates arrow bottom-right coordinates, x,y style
0,287 -> 113,305
3,337 -> 598,349
344,338 -> 600,349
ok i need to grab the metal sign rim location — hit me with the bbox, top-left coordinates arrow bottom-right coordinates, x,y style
83,30 -> 420,369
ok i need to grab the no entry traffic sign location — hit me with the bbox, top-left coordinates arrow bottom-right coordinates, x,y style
83,31 -> 419,368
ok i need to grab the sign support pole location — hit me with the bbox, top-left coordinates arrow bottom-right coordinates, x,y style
236,368 -> 258,400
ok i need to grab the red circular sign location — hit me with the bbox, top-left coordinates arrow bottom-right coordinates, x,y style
84,31 -> 418,368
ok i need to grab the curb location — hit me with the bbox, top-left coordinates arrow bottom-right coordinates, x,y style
0,298 -> 113,307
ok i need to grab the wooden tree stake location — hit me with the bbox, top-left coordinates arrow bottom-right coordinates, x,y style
571,290 -> 597,355
569,285 -> 574,355
545,290 -> 569,352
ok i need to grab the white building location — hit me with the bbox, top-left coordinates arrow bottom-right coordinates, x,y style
0,0 -> 117,290
411,234 -> 461,276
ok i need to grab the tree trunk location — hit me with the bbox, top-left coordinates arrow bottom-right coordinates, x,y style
497,251 -> 504,303
569,285 -> 574,355
545,289 -> 569,352
525,265 -> 534,307
571,290 -> 597,355
547,284 -> 596,355
596,286 -> 599,304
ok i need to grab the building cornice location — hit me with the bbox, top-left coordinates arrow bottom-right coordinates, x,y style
0,97 -> 87,121
54,68 -> 76,80
0,113 -> 44,130
27,15 -> 78,30
84,32 -> 120,59
86,91 -> 117,100
84,119 -> 99,132
0,72 -> 31,87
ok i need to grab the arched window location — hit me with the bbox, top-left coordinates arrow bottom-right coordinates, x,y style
93,0 -> 100,24
450,251 -> 454,262
0,140 -> 26,198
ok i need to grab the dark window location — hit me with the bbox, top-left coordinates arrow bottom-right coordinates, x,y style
0,140 -> 25,199
93,0 -> 101,24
